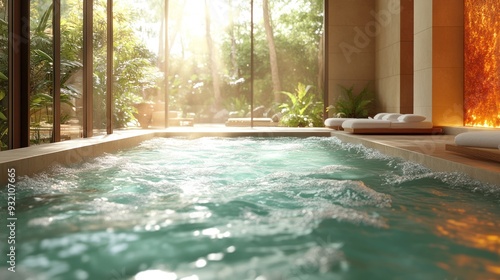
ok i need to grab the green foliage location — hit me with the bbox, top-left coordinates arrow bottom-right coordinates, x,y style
279,83 -> 324,127
274,0 -> 323,91
27,3 -> 81,147
1,0 -> 325,143
60,0 -> 164,128
224,95 -> 250,117
218,0 -> 324,110
328,85 -> 374,118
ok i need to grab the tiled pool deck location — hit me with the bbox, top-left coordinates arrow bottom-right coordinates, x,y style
1,125 -> 499,187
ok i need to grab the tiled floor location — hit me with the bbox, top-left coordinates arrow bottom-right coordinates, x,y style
1,126 -> 499,187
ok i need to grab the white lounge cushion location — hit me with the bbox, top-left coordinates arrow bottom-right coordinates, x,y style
397,114 -> 427,123
381,113 -> 402,121
454,131 -> 500,149
342,119 -> 436,130
342,119 -> 391,129
324,118 -> 353,127
373,113 -> 389,120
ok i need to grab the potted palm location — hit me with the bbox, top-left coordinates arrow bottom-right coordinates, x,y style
327,84 -> 374,118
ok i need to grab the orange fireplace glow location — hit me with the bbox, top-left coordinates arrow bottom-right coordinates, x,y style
464,0 -> 500,128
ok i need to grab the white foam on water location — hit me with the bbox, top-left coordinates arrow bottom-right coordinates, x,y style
203,175 -> 392,235
316,137 -> 499,199
233,172 -> 392,209
137,238 -> 350,280
295,243 -> 349,274
327,138 -> 392,161
383,158 -> 500,198
161,242 -> 350,280
316,165 -> 356,173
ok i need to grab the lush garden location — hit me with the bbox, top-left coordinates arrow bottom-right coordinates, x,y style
0,0 -> 326,149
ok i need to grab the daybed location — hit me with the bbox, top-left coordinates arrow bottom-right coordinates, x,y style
225,118 -> 277,127
445,131 -> 500,163
324,113 -> 409,130
340,113 -> 443,134
324,117 -> 356,130
323,112 -> 397,130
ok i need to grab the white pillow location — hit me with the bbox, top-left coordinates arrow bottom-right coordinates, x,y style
324,118 -> 351,127
397,114 -> 427,123
455,131 -> 500,149
381,113 -> 402,121
373,113 -> 388,120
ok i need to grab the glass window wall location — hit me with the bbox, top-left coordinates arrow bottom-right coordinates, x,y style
30,0 -> 54,145
2,0 -> 325,150
0,0 -> 8,150
61,0 -> 84,140
165,0 -> 324,127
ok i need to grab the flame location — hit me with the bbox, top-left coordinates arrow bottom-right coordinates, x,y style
464,0 -> 500,128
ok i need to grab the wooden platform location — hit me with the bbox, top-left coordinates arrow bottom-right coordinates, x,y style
343,127 -> 444,135
225,118 -> 278,127
445,144 -> 500,163
325,125 -> 343,130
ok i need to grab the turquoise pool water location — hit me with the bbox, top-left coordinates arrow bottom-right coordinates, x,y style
1,137 -> 500,280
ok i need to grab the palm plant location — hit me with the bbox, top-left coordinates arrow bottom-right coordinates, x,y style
328,84 -> 374,118
279,82 -> 324,127
29,4 -> 82,143
32,4 -> 82,96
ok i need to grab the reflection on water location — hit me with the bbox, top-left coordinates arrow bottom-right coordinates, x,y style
434,207 -> 500,255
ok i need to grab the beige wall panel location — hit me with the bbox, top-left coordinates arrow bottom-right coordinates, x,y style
414,28 -> 433,71
330,0 -> 378,26
414,68 -> 433,108
329,26 -> 375,56
329,52 -> 375,81
375,0 -> 401,49
376,44 -> 401,79
414,0 -> 432,33
377,75 -> 401,112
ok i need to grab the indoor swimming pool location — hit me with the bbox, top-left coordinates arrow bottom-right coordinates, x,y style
1,137 -> 499,280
